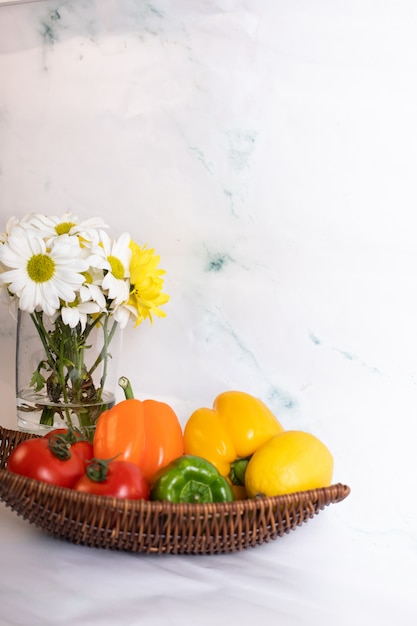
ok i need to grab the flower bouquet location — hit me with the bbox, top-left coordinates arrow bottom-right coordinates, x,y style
0,212 -> 169,435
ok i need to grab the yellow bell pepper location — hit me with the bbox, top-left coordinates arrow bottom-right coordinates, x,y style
183,390 -> 284,498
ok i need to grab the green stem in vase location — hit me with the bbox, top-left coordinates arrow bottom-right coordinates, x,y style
30,311 -> 57,373
83,311 -> 106,341
85,314 -> 118,401
58,321 -> 75,427
98,317 -> 118,402
69,324 -> 86,401
27,309 -> 119,434
39,406 -> 56,426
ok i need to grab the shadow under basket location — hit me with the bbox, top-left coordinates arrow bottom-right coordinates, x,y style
0,426 -> 350,555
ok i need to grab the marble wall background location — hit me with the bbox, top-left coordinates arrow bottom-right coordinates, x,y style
1,0 -> 417,557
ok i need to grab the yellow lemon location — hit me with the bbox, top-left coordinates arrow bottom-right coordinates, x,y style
245,430 -> 334,497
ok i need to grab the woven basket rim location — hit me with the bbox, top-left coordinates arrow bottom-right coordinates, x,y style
0,467 -> 350,513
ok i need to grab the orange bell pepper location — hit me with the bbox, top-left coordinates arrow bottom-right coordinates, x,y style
93,377 -> 184,482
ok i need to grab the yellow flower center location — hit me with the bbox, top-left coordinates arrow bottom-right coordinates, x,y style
55,221 -> 76,235
108,255 -> 124,279
27,254 -> 55,283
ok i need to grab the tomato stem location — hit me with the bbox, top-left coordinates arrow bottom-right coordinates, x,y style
86,454 -> 121,482
86,459 -> 109,482
47,435 -> 72,461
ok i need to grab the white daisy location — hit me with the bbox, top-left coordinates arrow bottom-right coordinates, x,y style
0,225 -> 88,317
24,212 -> 109,245
89,231 -> 131,305
1,216 -> 22,243
0,277 -> 19,322
61,299 -> 101,332
110,303 -> 133,330
79,267 -> 107,310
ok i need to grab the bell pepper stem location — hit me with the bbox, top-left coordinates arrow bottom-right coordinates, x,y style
229,457 -> 250,486
118,376 -> 134,400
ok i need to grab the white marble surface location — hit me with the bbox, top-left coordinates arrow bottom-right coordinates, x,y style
1,1 -> 417,624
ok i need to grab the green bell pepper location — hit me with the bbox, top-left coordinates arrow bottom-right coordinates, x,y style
150,455 -> 234,503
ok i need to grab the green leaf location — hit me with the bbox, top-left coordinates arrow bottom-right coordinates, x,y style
30,369 -> 46,392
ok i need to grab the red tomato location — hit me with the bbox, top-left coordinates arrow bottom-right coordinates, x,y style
73,460 -> 150,500
44,429 -> 94,465
70,440 -> 94,465
44,428 -> 78,439
7,438 -> 85,488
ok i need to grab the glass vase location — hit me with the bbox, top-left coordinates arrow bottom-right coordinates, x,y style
15,309 -> 122,438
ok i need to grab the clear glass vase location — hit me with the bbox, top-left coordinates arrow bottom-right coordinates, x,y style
15,309 -> 122,437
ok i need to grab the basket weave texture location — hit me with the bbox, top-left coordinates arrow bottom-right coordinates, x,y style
0,426 -> 350,555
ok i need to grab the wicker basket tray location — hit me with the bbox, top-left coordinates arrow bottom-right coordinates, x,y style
0,426 -> 350,555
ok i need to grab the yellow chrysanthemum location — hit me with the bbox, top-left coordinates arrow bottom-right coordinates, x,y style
127,240 -> 169,326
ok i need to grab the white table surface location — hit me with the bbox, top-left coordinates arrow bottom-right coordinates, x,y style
1,407 -> 416,626
0,490 -> 415,626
